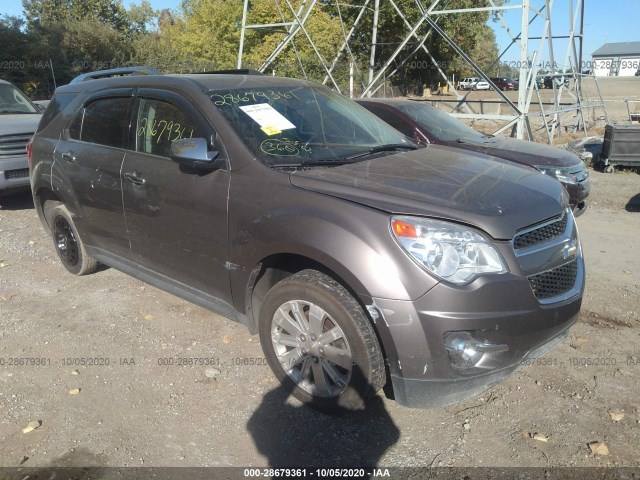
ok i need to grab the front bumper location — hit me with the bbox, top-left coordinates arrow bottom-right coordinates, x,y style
561,163 -> 590,216
0,155 -> 30,193
566,180 -> 590,217
372,207 -> 584,409
373,280 -> 582,408
394,329 -> 572,408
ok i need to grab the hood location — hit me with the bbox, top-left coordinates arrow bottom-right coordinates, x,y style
289,145 -> 567,240
457,136 -> 582,168
0,114 -> 41,136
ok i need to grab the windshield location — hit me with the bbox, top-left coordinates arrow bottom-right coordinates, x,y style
0,84 -> 39,114
210,85 -> 410,166
394,102 -> 487,143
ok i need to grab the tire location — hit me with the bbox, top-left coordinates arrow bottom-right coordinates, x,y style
50,205 -> 98,275
259,269 -> 385,412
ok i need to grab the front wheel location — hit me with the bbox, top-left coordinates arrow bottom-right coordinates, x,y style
259,270 -> 385,411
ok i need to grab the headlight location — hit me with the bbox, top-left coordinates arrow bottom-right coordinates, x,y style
391,216 -> 508,285
537,167 -> 577,185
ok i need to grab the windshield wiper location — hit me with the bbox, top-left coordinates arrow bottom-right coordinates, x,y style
343,143 -> 418,161
271,160 -> 352,169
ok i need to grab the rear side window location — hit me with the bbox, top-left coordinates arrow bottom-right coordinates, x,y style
69,98 -> 131,148
37,93 -> 75,133
366,106 -> 414,138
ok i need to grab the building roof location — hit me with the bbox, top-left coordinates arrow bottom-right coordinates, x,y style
592,41 -> 640,57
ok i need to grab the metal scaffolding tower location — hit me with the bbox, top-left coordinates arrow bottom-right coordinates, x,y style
238,0 -> 602,142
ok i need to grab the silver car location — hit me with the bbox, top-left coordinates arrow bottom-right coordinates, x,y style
0,80 -> 42,194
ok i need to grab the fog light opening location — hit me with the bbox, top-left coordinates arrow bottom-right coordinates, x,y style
445,332 -> 483,369
444,331 -> 509,370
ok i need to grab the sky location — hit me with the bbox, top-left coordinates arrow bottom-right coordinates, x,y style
2,0 -> 639,64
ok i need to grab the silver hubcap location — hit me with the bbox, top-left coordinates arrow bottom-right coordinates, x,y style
271,300 -> 352,397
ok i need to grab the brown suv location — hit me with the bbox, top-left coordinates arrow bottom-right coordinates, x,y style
30,68 -> 584,410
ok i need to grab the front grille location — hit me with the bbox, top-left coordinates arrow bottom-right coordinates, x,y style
528,261 -> 578,300
514,212 -> 568,250
0,133 -> 32,157
4,168 -> 29,180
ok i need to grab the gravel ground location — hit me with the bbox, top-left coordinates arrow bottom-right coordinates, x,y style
0,165 -> 639,471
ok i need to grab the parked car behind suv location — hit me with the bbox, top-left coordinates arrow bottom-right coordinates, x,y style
489,77 -> 519,91
460,77 -> 489,91
459,77 -> 476,90
31,68 -> 584,410
0,79 -> 42,194
357,98 -> 590,216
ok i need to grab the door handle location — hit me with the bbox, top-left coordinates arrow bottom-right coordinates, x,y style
124,171 -> 146,186
62,152 -> 76,163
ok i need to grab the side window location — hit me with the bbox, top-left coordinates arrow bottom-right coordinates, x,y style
367,106 -> 414,138
135,98 -> 200,158
81,98 -> 131,148
68,110 -> 83,140
37,93 -> 76,133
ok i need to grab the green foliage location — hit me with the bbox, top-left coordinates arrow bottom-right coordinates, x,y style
23,0 -> 131,32
168,0 -> 244,70
240,1 -> 347,81
0,15 -> 28,64
4,0 -> 503,96
335,0 -> 504,87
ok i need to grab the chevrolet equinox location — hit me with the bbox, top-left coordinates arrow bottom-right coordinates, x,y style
30,68 -> 584,410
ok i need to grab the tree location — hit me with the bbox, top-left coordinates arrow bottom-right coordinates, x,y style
329,0 -> 505,88
0,15 -> 30,85
164,0 -> 244,70
149,0 -> 346,81
0,15 -> 28,65
130,9 -> 213,73
22,0 -> 131,33
9,0 -> 504,97
241,1 -> 346,81
16,0 -> 161,85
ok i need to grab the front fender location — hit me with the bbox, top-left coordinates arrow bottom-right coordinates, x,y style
227,163 -> 438,309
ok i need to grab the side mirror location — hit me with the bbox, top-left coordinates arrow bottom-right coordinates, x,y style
170,138 -> 224,171
36,103 -> 47,113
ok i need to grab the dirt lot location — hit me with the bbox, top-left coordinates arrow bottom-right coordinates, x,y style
1,165 -> 639,471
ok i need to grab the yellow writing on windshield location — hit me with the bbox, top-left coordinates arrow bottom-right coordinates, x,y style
211,90 -> 301,107
260,138 -> 312,156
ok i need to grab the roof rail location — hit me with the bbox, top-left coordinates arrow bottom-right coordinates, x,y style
70,66 -> 161,84
192,69 -> 265,76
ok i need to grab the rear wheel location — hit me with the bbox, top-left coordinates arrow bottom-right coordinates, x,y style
50,205 -> 98,275
259,270 -> 385,411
